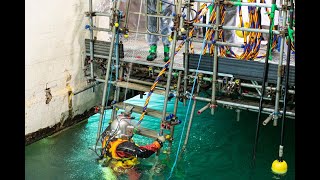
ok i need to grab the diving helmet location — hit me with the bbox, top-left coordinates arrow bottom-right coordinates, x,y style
109,106 -> 135,139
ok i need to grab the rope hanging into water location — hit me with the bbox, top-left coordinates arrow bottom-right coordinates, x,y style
167,28 -> 208,180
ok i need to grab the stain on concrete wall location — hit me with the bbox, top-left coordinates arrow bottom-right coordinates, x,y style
25,0 -> 108,137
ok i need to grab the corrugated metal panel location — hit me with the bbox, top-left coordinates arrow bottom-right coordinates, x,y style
187,54 -> 295,86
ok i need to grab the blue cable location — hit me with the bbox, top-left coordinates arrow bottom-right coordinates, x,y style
167,38 -> 207,180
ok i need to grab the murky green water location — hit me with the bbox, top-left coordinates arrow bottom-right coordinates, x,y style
25,93 -> 295,180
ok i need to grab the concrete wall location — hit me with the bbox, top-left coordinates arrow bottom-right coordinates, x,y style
25,0 -> 109,136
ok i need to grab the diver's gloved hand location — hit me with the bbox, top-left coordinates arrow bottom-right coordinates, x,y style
155,135 -> 166,148
157,135 -> 166,143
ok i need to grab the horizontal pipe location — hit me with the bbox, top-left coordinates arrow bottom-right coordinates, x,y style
222,26 -> 280,35
129,11 -> 175,19
191,0 -> 282,9
188,69 -> 234,77
192,23 -> 280,34
192,96 -> 295,118
197,103 -> 210,114
119,58 -> 185,71
94,12 -> 111,17
73,82 -> 101,95
225,1 -> 282,9
188,75 -> 295,94
95,78 -> 114,84
125,78 -> 175,90
189,38 -> 244,48
132,66 -> 178,76
129,30 -> 170,37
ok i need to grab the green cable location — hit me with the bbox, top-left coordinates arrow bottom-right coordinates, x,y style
287,27 -> 294,43
267,4 -> 277,61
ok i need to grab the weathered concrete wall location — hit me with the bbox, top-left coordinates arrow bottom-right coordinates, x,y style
25,0 -> 110,143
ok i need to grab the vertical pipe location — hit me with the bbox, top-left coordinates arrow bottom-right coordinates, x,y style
111,28 -> 120,121
183,0 -> 191,106
89,0 -> 95,92
96,0 -> 120,141
145,0 -> 148,31
160,0 -> 182,136
211,4 -> 220,115
124,0 -> 131,28
157,0 -> 161,33
273,0 -> 287,126
236,109 -> 241,122
279,0 -> 294,162
168,71 -> 182,151
182,80 -> 200,151
252,0 -> 277,163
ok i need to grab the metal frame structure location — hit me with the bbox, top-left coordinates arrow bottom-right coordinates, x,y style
82,0 -> 295,160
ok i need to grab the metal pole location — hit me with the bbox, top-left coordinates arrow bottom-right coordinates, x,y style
192,96 -> 295,118
189,38 -> 244,48
111,26 -> 121,120
197,103 -> 210,115
73,82 -> 101,95
211,3 -> 220,115
188,75 -> 295,94
96,0 -> 120,142
223,25 -> 280,35
273,0 -> 288,126
89,0 -> 95,92
192,22 -> 280,35
168,71 -> 182,152
130,30 -> 170,37
252,0 -> 277,164
183,0 -> 191,106
182,80 -> 200,151
191,0 -> 281,9
94,12 -> 112,17
124,0 -> 131,28
156,0 -> 161,33
278,0 -> 294,162
160,0 -> 182,136
130,11 -> 175,19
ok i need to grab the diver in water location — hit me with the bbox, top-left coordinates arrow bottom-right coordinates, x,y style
99,106 -> 166,177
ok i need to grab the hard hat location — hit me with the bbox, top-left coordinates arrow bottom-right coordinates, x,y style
109,108 -> 135,139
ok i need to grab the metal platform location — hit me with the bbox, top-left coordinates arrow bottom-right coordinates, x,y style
85,37 -> 295,118
85,37 -> 295,80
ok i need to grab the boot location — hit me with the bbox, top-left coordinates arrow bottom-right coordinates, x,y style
147,45 -> 157,61
163,45 -> 170,62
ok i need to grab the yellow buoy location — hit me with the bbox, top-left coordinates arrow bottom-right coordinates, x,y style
114,23 -> 119,27
235,22 -> 250,38
124,34 -> 129,38
271,159 -> 288,175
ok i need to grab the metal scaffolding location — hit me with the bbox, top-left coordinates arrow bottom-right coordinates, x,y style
82,0 -> 295,169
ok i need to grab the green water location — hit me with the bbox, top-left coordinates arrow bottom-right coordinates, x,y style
25,93 -> 295,180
